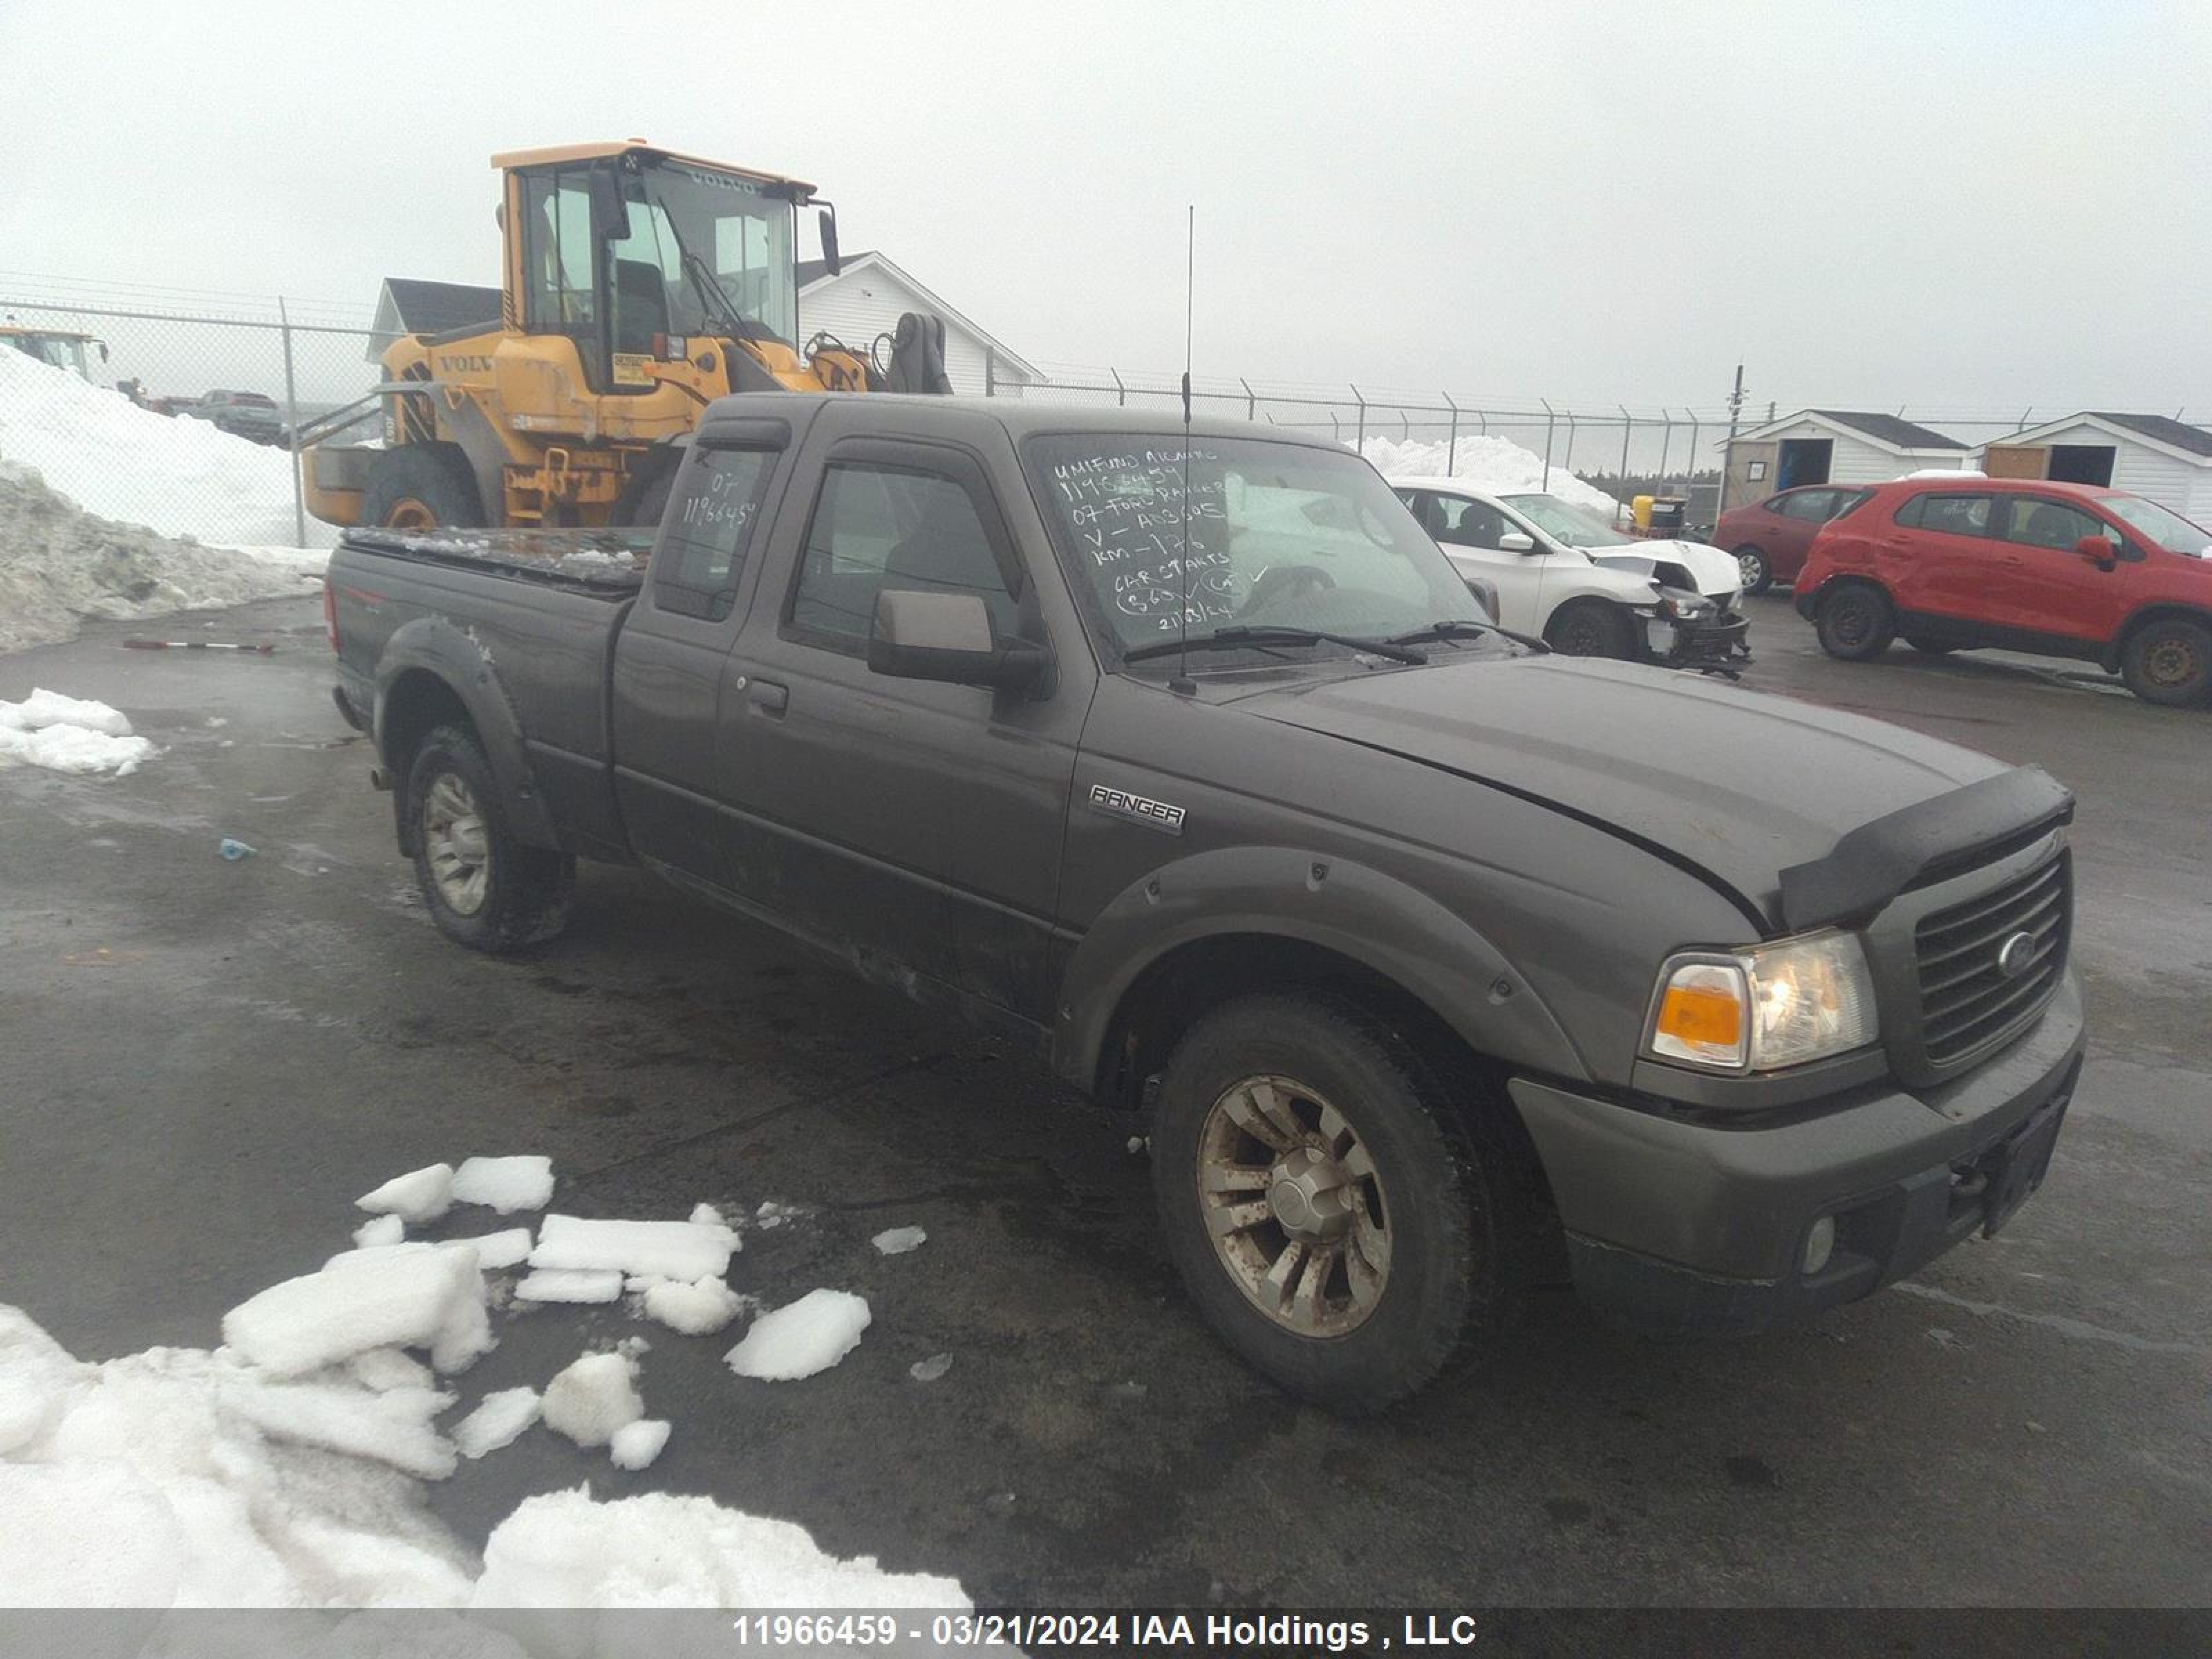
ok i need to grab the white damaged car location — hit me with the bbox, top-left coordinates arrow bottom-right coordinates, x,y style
1391,478 -> 1750,672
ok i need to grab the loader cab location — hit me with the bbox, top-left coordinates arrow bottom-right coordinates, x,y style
1,326 -> 106,380
502,145 -> 811,397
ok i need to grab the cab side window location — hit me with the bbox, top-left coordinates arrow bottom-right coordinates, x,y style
521,169 -> 604,382
652,447 -> 776,620
1434,495 -> 1515,549
2000,496 -> 2107,552
789,462 -> 1022,653
1777,489 -> 1837,521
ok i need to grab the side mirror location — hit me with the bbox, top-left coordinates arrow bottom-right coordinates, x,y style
818,207 -> 843,277
1497,531 -> 1537,554
1463,575 -> 1501,621
868,589 -> 1048,693
589,168 -> 631,241
2073,534 -> 2118,570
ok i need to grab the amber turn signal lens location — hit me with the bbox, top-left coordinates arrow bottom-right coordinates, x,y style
1649,962 -> 1750,1068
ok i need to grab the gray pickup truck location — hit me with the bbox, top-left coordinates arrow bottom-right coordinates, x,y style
328,393 -> 2084,1412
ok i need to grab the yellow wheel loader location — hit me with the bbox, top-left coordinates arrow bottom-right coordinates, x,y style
300,142 -> 952,531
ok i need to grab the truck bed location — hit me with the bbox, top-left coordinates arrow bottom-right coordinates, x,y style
339,527 -> 654,597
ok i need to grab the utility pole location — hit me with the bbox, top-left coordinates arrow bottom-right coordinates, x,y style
1717,363 -> 1745,519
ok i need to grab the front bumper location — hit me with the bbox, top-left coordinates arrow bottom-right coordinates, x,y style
1506,972 -> 2084,1336
1646,610 -> 1752,674
1793,585 -> 1821,621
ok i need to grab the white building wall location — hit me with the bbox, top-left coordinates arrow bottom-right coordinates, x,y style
1751,418 -> 1967,487
796,263 -> 1022,397
1984,419 -> 2201,513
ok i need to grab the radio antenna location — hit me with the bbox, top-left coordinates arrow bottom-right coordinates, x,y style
1170,203 -> 1197,695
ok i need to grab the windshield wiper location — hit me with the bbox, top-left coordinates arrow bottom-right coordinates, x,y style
1387,617 -> 1550,653
1123,626 -> 1427,666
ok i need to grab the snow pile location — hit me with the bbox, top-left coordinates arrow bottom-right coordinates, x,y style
514,1268 -> 623,1305
529,1214 -> 738,1284
0,346 -> 332,547
0,687 -> 156,776
449,1227 -> 534,1271
451,1155 -> 554,1214
472,1486 -> 966,1609
0,460 -> 324,655
0,1304 -> 969,1609
1358,431 -> 1622,515
725,1291 -> 871,1382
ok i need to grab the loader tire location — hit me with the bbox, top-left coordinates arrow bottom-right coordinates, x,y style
362,445 -> 485,532
614,448 -> 682,528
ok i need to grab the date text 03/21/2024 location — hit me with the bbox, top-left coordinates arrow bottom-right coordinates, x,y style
727,1612 -> 1483,1649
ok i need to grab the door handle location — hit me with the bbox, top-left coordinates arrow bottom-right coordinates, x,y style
747,678 -> 789,716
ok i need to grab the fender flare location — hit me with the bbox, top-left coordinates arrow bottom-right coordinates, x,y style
2101,599 -> 2212,673
372,615 -> 563,851
1052,845 -> 1590,1096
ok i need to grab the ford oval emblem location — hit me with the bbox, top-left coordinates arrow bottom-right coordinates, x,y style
1995,930 -> 2038,980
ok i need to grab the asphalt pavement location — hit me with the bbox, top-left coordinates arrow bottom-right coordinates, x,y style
1,591 -> 2206,1608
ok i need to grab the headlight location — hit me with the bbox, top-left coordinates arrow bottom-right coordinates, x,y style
1655,588 -> 1715,620
1644,930 -> 1878,1073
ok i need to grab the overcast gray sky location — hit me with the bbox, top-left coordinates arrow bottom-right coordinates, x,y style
4,0 -> 2205,416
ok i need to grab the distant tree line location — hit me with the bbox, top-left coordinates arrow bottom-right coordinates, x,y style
1576,469 -> 1721,505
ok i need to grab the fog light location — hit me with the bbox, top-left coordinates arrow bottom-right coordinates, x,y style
1802,1215 -> 1837,1275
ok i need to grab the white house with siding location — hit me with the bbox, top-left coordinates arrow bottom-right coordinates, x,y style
795,251 -> 1040,397
1718,409 -> 1974,512
1980,413 -> 2212,520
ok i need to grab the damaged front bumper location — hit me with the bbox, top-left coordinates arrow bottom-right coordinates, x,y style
1643,608 -> 1752,675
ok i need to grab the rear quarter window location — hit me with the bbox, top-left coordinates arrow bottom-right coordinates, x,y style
1829,489 -> 1874,521
652,447 -> 777,619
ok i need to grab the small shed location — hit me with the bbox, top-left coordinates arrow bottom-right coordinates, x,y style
1719,410 -> 1972,513
796,251 -> 1039,397
1980,413 -> 2212,519
366,279 -> 505,362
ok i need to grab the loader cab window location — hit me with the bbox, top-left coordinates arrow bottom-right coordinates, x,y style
521,169 -> 605,384
622,159 -> 797,348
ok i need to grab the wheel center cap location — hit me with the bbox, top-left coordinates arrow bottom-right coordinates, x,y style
1268,1146 -> 1352,1242
448,817 -> 487,862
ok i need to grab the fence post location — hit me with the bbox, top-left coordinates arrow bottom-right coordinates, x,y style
1685,415 -> 1700,514
1351,385 -> 1366,451
277,295 -> 307,547
1240,377 -> 1255,421
1562,410 -> 1577,478
1616,407 -> 1633,525
1443,392 -> 1459,472
1110,367 -> 1125,407
1656,410 -> 1673,499
1539,399 -> 1556,489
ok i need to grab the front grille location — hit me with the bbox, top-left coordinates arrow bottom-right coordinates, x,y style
1913,852 -> 2070,1066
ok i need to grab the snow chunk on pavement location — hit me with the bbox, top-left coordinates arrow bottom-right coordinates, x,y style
641,1276 -> 745,1336
355,1162 -> 455,1225
609,1418 -> 671,1472
724,1291 -> 870,1381
0,692 -> 156,776
470,1487 -> 968,1609
871,1226 -> 927,1255
909,1352 -> 953,1384
349,1348 -> 433,1394
514,1268 -> 624,1304
451,1155 -> 554,1214
449,1226 -> 533,1271
529,1213 -> 735,1282
453,1387 -> 541,1460
221,1378 -> 457,1480
352,1214 -> 405,1250
540,1352 -> 643,1449
0,687 -> 134,736
221,1244 -> 491,1377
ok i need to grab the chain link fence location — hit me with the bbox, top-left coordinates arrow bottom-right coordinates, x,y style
3,273 -> 2110,547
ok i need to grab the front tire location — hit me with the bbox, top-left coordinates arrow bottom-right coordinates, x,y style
362,445 -> 485,531
1734,545 -> 1772,595
2120,617 -> 2212,707
1543,600 -> 1638,659
1150,994 -> 1532,1414
1815,583 -> 1895,661
404,724 -> 574,953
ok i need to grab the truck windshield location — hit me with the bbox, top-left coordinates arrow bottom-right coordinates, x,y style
1027,435 -> 1478,660
616,160 -> 797,346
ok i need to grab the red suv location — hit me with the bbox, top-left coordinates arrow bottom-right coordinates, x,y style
1714,484 -> 1874,594
1794,478 -> 2212,706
